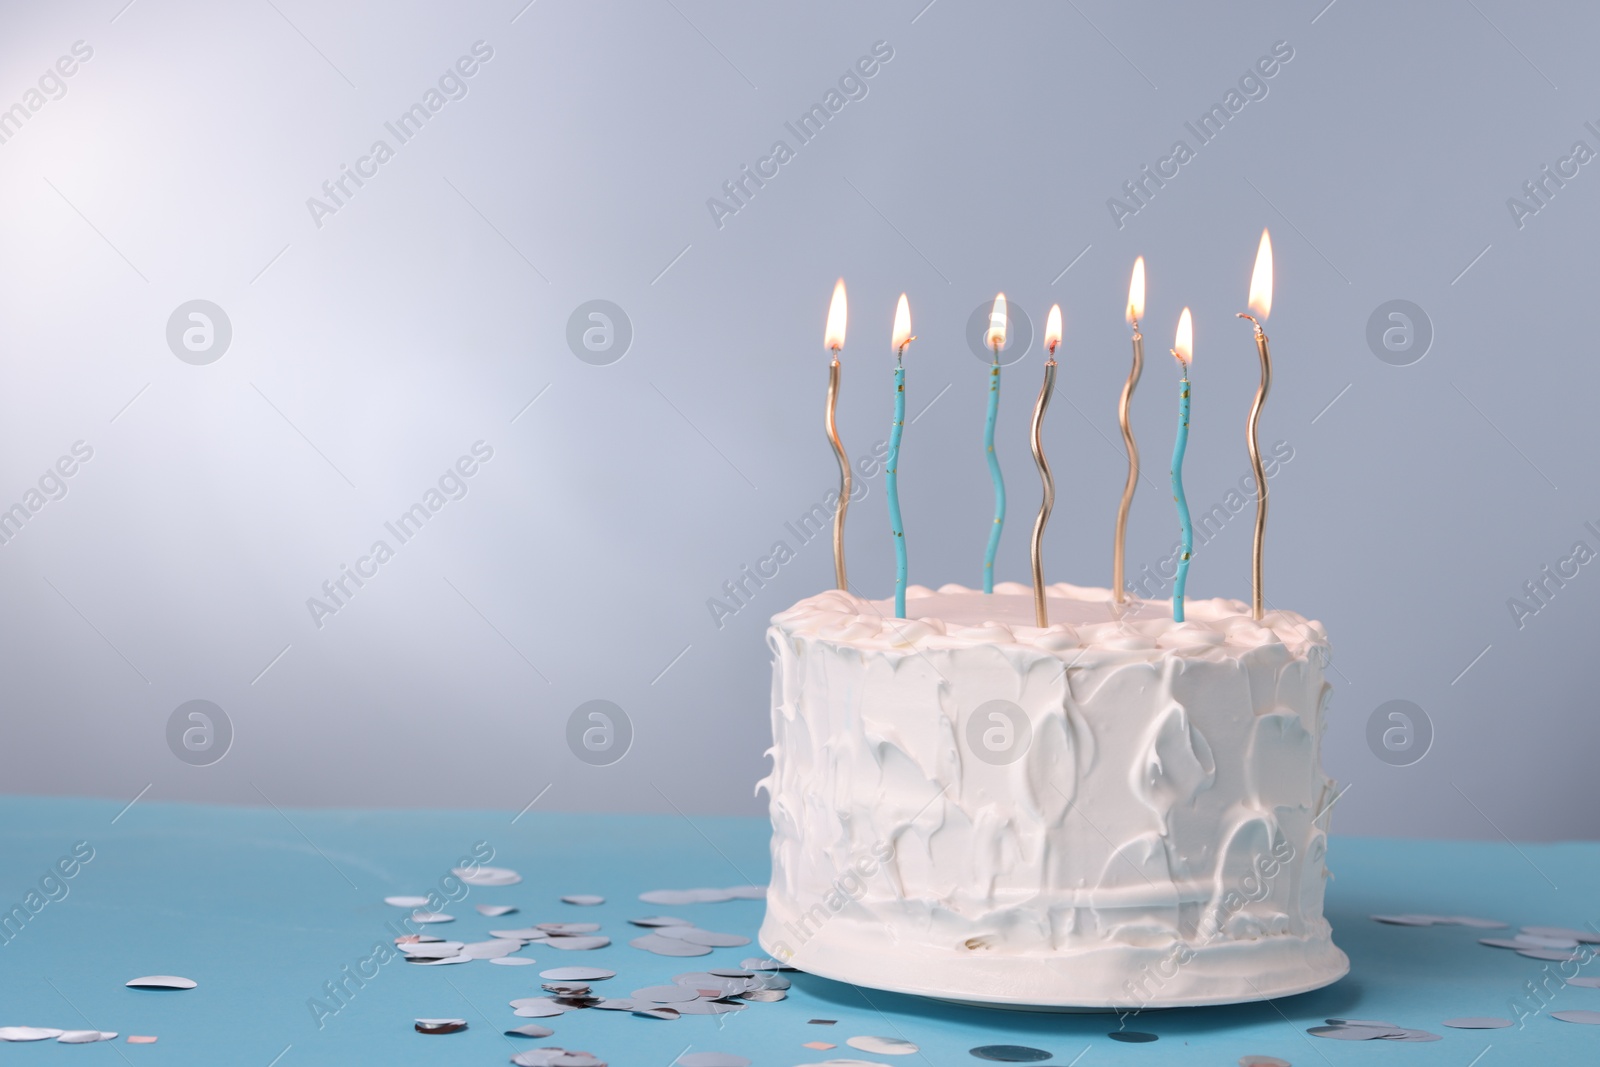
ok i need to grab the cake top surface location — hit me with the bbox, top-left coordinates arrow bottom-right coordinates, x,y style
771,581 -> 1328,661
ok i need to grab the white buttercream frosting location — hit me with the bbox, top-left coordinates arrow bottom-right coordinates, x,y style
756,581 -> 1348,1009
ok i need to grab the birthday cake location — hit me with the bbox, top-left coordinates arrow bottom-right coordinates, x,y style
756,580 -> 1348,1009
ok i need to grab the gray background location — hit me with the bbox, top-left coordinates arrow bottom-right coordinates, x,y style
0,0 -> 1593,841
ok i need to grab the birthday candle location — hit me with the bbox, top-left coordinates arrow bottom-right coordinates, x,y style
824,279 -> 850,590
1030,305 -> 1062,628
983,293 -> 1007,593
1114,257 -> 1145,603
1170,308 -> 1193,623
1237,229 -> 1274,621
888,294 -> 914,619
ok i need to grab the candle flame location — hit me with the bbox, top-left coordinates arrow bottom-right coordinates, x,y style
1127,256 -> 1145,325
825,278 -> 847,351
1248,229 -> 1272,320
892,293 -> 913,353
986,292 -> 1007,351
1044,304 -> 1062,353
1173,307 -> 1193,365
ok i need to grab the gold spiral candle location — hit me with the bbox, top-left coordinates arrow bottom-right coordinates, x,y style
1030,305 -> 1062,628
1113,256 -> 1145,603
823,279 -> 850,590
1237,230 -> 1273,621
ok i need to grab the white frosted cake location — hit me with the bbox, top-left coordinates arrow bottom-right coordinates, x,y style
756,581 -> 1347,1009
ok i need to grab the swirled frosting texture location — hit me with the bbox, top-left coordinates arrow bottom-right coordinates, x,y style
756,582 -> 1348,1008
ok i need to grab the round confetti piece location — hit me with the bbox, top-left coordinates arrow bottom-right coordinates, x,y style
1552,1010 -> 1600,1025
506,1024 -> 555,1038
453,865 -> 521,887
562,894 -> 605,906
414,1018 -> 467,1034
384,895 -> 429,908
125,975 -> 197,990
510,998 -> 566,1018
970,1045 -> 1053,1062
58,1031 -> 117,1044
545,935 -> 611,951
410,911 -> 454,924
643,886 -> 743,905
1307,1025 -> 1398,1040
1443,1017 -> 1512,1029
397,940 -> 465,957
1237,1057 -> 1290,1067
540,966 -> 615,982
0,1027 -> 63,1041
491,957 -> 538,966
1108,1031 -> 1157,1043
127,1036 -> 158,1044
847,1036 -> 918,1056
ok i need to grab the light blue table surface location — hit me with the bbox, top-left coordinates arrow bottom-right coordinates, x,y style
0,796 -> 1595,1065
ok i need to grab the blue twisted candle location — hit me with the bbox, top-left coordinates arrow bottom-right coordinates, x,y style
887,357 -> 908,618
983,359 -> 1006,593
983,294 -> 1007,593
1170,308 -> 1194,623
